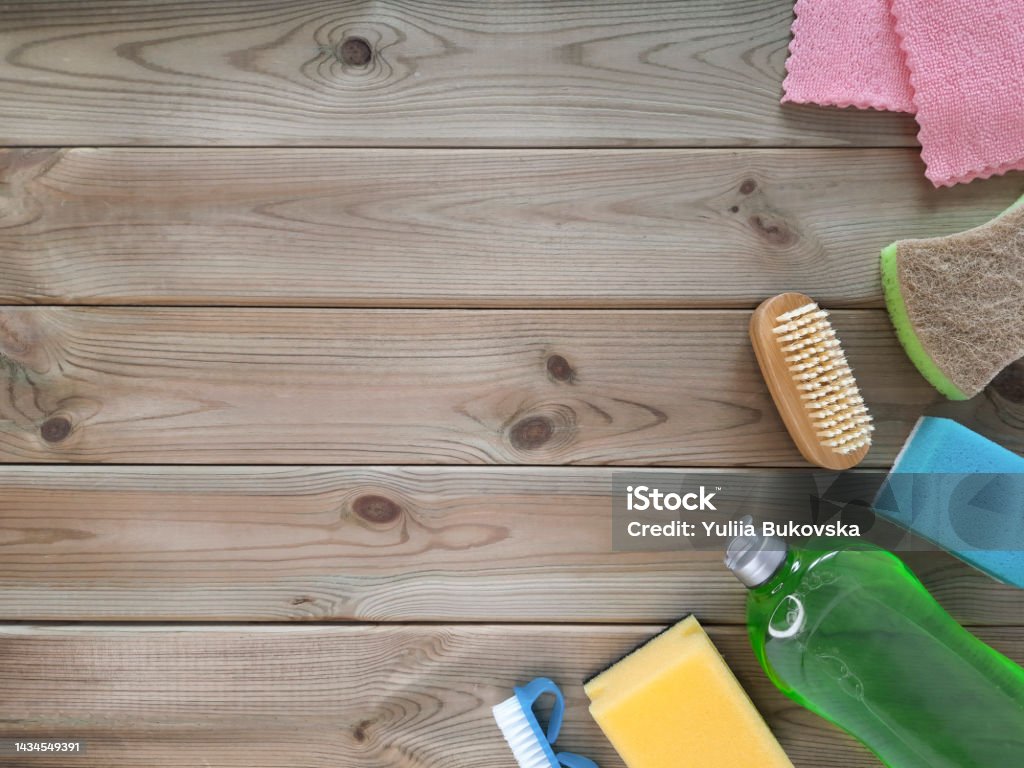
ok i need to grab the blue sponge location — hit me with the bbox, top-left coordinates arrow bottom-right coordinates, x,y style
875,417 -> 1024,588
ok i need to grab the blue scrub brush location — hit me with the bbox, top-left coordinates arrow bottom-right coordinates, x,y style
492,677 -> 598,768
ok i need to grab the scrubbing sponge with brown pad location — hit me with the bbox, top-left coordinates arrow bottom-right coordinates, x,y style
881,194 -> 1024,400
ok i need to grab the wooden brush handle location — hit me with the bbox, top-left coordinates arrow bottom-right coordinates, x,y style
750,292 -> 870,470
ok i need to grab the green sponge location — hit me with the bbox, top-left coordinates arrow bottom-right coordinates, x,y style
881,194 -> 1024,400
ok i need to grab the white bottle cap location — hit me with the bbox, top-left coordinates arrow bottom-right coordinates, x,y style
724,516 -> 788,588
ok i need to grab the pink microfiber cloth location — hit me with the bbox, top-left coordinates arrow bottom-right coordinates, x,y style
783,0 -> 1024,187
783,0 -> 915,113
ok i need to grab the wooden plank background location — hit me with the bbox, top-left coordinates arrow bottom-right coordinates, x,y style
2,148 -> 1020,308
1,466 -> 1022,625
0,624 -> 1021,767
0,2 -> 1022,767
0,307 -> 956,464
0,0 -> 918,147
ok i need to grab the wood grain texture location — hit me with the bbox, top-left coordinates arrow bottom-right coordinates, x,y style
0,465 -> 1020,625
0,1 -> 918,147
1,4 -> 1018,767
0,307 -> 952,465
3,148 -> 1022,308
0,623 -> 1021,767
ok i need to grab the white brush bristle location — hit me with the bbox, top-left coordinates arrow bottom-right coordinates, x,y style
773,302 -> 873,455
492,695 -> 555,768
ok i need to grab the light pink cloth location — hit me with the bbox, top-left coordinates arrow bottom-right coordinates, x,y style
783,0 -> 914,112
783,0 -> 1024,187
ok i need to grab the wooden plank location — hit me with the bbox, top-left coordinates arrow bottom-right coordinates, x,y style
0,1 -> 917,147
0,307 -> 957,464
0,623 -> 1020,767
0,466 -> 1020,625
935,359 -> 1024,449
3,148 -> 1020,308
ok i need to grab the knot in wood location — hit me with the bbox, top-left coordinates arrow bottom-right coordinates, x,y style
352,494 -> 402,524
509,416 -> 554,450
40,416 -> 72,443
546,354 -> 575,383
339,37 -> 373,67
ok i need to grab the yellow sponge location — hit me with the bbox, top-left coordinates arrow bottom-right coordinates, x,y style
584,616 -> 793,768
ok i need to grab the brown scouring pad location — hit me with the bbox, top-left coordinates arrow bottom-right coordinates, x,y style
881,195 -> 1024,400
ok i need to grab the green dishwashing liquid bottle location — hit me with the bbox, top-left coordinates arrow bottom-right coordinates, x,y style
724,530 -> 1024,768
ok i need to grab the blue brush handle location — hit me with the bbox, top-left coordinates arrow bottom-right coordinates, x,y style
515,677 -> 566,744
